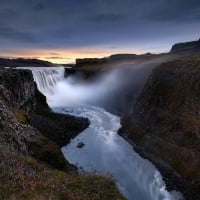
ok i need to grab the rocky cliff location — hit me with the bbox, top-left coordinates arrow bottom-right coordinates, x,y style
0,68 -> 125,200
0,69 -> 42,154
170,39 -> 200,54
119,57 -> 200,200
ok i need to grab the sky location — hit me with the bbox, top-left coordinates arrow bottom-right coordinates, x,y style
0,0 -> 200,64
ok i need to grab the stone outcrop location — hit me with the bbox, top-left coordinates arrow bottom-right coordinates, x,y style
0,69 -> 40,154
0,69 -> 36,112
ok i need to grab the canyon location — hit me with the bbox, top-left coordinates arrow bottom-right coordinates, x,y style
0,39 -> 200,200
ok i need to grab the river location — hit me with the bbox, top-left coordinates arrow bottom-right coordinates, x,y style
22,67 -> 182,200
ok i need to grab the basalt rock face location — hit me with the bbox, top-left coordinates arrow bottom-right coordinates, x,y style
0,68 -> 49,114
0,69 -> 40,153
0,69 -> 37,112
0,68 -> 71,169
0,68 -> 90,169
119,58 -> 200,199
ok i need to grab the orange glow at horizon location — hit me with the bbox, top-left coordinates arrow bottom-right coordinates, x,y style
0,47 -> 146,64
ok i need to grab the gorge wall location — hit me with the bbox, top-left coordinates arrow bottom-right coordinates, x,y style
119,58 -> 200,200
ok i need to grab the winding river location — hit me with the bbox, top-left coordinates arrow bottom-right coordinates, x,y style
23,67 -> 182,200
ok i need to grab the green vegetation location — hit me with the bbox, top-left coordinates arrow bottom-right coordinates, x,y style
77,64 -> 103,72
12,108 -> 27,123
0,151 -> 126,200
119,118 -> 146,143
28,137 -> 67,171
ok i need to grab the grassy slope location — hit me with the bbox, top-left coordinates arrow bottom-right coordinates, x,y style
119,57 -> 200,199
0,150 -> 125,200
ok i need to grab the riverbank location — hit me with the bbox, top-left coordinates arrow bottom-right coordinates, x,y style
0,68 -> 126,200
118,122 -> 187,198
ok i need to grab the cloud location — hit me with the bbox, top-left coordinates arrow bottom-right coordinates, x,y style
49,52 -> 61,55
0,0 -> 200,56
0,8 -> 18,19
1,56 -> 41,59
144,0 -> 200,22
33,3 -> 45,11
0,27 -> 37,43
89,14 -> 125,23
45,57 -> 71,60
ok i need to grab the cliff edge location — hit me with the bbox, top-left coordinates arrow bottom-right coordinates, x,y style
170,39 -> 200,54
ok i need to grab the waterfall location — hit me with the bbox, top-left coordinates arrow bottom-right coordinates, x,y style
31,67 -> 65,95
17,66 -> 182,200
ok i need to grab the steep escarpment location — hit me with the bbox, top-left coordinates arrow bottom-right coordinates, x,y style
170,39 -> 200,54
119,58 -> 200,199
0,68 -> 125,200
0,69 -> 37,111
0,69 -> 41,154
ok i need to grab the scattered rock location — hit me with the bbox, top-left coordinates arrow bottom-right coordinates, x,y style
77,142 -> 85,148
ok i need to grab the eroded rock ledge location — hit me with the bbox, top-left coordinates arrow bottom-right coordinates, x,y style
0,68 -> 89,169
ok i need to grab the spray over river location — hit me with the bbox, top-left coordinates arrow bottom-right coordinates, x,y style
20,67 -> 183,200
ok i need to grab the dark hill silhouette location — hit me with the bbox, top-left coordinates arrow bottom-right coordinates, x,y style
170,38 -> 200,53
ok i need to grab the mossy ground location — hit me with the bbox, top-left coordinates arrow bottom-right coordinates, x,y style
119,118 -> 146,143
0,150 -> 126,200
77,64 -> 103,72
12,108 -> 27,123
28,138 -> 68,171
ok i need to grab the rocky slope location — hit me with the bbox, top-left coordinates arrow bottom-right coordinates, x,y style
0,68 -> 125,200
119,57 -> 200,200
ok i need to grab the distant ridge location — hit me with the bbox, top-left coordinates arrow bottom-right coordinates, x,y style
75,53 -> 156,67
1,38 -> 200,68
170,38 -> 200,53
0,58 -> 55,68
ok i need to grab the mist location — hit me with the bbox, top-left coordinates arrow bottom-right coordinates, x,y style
45,56 -> 170,116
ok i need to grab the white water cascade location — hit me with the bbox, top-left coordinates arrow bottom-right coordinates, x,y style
31,67 -> 65,94
29,67 -> 182,200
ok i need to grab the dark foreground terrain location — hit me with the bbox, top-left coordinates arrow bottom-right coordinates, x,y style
0,68 -> 125,200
